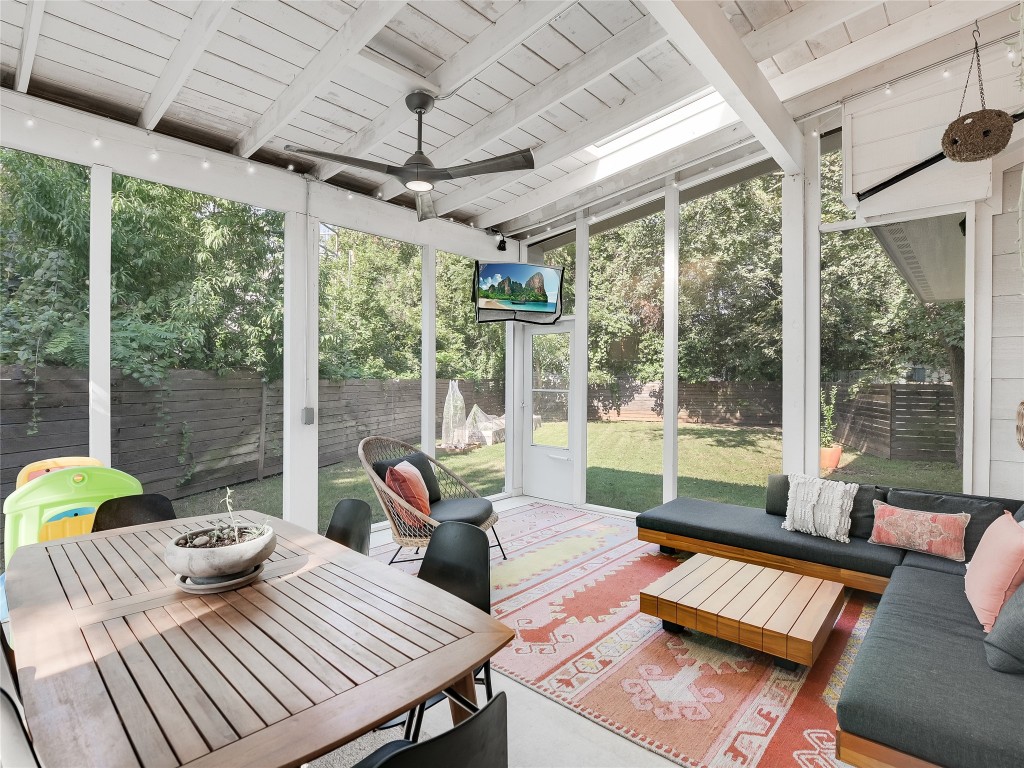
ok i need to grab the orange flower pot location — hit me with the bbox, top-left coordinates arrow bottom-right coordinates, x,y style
820,445 -> 843,471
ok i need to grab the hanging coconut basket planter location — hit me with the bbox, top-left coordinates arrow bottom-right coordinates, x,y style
941,25 -> 1014,162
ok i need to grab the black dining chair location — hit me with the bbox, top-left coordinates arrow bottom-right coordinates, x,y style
354,691 -> 507,768
92,494 -> 176,532
380,521 -> 494,741
325,498 -> 373,556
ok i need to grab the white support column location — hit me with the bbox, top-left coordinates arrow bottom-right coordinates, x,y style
663,183 -> 680,503
802,129 -> 822,477
782,124 -> 821,477
282,209 -> 319,531
421,245 -> 437,457
571,213 -> 589,505
89,165 -> 112,465
964,202 -> 983,494
781,173 -> 805,475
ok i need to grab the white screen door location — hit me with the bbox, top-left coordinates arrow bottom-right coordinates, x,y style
523,323 -> 574,502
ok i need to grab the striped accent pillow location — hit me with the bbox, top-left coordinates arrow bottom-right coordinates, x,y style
385,461 -> 431,527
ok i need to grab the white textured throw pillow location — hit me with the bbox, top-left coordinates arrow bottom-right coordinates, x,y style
782,473 -> 859,543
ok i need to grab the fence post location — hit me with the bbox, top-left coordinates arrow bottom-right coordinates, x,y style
887,384 -> 895,461
257,379 -> 268,481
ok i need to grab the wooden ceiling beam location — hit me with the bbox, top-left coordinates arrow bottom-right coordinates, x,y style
235,0 -> 405,159
312,0 -> 573,181
741,1 -> 882,63
15,0 -> 45,93
433,73 -> 708,217
138,1 -> 234,131
471,94 -> 747,230
641,0 -> 803,174
771,0 -> 1016,103
374,14 -> 667,201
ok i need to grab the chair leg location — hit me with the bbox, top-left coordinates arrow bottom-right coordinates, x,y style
410,702 -> 426,743
491,525 -> 507,560
388,546 -> 402,565
483,661 -> 493,700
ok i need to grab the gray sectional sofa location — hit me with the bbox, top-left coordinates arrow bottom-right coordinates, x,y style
635,476 -> 1024,768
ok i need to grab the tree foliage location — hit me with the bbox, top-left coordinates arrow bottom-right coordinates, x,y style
2,147 -> 963,407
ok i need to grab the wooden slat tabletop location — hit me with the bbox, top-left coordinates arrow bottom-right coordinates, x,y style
6,512 -> 513,768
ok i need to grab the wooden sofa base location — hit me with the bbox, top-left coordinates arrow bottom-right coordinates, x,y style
637,528 -> 890,595
836,728 -> 941,768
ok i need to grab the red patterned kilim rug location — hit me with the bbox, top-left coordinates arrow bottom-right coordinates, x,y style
373,502 -> 876,767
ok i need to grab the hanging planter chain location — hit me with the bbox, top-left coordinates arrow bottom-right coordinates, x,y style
941,23 -> 1014,162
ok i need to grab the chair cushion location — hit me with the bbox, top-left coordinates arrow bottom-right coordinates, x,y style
985,583 -> 1024,673
837,566 -> 1024,767
429,497 -> 494,527
765,474 -> 789,516
637,498 -> 904,577
886,490 -> 1009,561
372,451 -> 441,503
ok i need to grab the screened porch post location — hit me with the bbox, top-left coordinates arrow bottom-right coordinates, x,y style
421,244 -> 437,458
282,210 -> 319,531
663,182 -> 680,504
571,213 -> 589,505
782,124 -> 822,477
88,164 -> 112,465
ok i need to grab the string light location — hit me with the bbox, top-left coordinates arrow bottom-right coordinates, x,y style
25,118 -> 34,127
92,136 -> 102,148
942,68 -> 951,78
347,192 -> 353,200
201,158 -> 210,169
811,130 -> 818,137
149,149 -> 159,161
247,163 -> 255,174
286,164 -> 295,171
884,84 -> 892,95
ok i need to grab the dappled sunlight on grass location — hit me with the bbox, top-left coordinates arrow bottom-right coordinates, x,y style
173,422 -> 962,528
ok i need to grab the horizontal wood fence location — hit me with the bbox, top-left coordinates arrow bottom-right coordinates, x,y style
1,366 -> 506,508
588,380 -> 956,461
1,366 -> 953,508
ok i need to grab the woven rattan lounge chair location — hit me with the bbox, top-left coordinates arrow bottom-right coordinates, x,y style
358,437 -> 507,564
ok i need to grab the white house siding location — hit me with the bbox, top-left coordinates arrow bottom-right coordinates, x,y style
990,164 -> 1024,499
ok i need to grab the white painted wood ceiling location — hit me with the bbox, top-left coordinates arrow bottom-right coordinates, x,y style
0,0 -> 1005,233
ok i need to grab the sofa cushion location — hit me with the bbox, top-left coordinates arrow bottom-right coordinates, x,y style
637,498 -> 904,577
1016,503 -> 1024,523
886,490 -> 1007,560
765,474 -> 789,516
429,497 -> 493,527
372,452 -> 441,503
837,566 -> 1024,768
849,485 -> 886,540
901,550 -> 967,576
985,583 -> 1024,673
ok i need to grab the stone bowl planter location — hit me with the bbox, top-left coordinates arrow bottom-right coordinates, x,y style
164,525 -> 276,582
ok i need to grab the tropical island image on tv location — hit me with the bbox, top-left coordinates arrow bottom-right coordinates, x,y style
477,262 -> 560,313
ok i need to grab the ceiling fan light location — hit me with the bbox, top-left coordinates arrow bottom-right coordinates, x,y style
405,179 -> 433,192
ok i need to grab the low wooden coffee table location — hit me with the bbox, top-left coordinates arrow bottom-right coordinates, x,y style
640,553 -> 845,668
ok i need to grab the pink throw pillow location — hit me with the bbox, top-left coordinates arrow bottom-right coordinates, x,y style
965,512 -> 1024,632
868,501 -> 969,561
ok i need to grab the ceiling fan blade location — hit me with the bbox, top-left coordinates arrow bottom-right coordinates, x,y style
442,149 -> 535,181
283,145 -> 393,175
415,192 -> 437,221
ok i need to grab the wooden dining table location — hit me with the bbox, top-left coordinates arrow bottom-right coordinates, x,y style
5,511 -> 513,768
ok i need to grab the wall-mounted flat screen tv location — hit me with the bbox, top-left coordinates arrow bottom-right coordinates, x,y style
474,262 -> 563,324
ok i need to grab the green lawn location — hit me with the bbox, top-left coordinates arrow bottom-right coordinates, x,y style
174,422 -> 962,529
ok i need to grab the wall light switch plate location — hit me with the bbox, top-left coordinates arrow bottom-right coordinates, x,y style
301,407 -> 315,425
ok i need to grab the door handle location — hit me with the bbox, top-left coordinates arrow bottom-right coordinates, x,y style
547,454 -> 571,461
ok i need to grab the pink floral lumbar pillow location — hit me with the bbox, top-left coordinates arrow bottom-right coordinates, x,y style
869,501 -> 970,561
965,512 -> 1024,632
